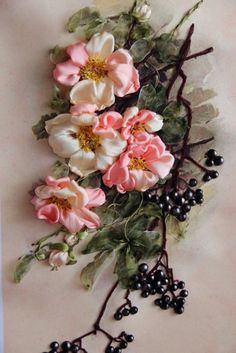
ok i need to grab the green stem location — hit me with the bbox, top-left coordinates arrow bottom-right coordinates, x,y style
32,226 -> 64,248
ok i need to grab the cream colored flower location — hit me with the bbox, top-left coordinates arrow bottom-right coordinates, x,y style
49,250 -> 69,267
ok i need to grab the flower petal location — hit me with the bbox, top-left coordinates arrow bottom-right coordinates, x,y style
48,134 -> 80,158
67,42 -> 89,67
59,210 -> 84,233
144,113 -> 163,132
86,32 -> 114,60
76,207 -> 101,229
106,49 -> 133,67
37,204 -> 60,224
86,188 -> 106,208
70,103 -> 98,115
53,60 -> 80,86
95,150 -> 115,170
108,64 -> 140,97
130,169 -> 158,191
100,136 -> 127,157
93,111 -> 123,138
69,150 -> 96,176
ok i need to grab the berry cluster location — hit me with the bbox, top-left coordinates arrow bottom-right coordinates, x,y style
130,263 -> 188,315
203,149 -> 224,182
146,179 -> 204,222
114,305 -> 138,321
43,341 -> 80,353
105,333 -> 134,353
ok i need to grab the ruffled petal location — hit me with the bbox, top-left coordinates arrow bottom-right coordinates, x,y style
70,103 -> 98,115
69,180 -> 90,208
100,135 -> 127,157
69,150 -> 96,176
93,111 -> 123,138
130,170 -> 158,191
45,176 -> 71,188
86,188 -> 106,208
108,64 -> 140,97
76,207 -> 101,229
145,113 -> 163,132
66,42 -> 89,67
48,134 -> 80,158
106,49 -> 133,67
145,152 -> 174,179
37,204 -> 60,224
95,150 -> 115,170
53,60 -> 80,86
86,32 -> 115,60
59,210 -> 84,233
31,196 -> 48,211
71,113 -> 97,126
123,107 -> 139,126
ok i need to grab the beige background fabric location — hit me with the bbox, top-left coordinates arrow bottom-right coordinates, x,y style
1,0 -> 236,352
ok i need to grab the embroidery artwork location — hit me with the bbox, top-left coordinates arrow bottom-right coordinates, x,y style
13,1 -> 224,352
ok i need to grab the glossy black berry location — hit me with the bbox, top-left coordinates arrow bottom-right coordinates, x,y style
169,190 -> 178,200
205,149 -> 217,159
180,289 -> 189,297
159,203 -> 164,209
203,173 -> 212,182
161,277 -> 169,285
162,295 -> 171,303
176,195 -> 185,206
145,192 -> 155,202
130,306 -> 138,315
163,203 -> 172,212
156,286 -> 165,295
138,263 -> 149,273
210,170 -> 219,179
184,189 -> 194,200
132,281 -> 142,290
120,341 -> 128,349
139,276 -> 147,285
155,195 -> 160,203
175,305 -> 185,314
214,155 -> 224,166
49,350 -> 57,353
114,312 -> 123,321
141,290 -> 150,298
177,297 -> 186,306
61,341 -> 72,351
177,281 -> 185,289
50,342 -> 59,350
195,189 -> 203,198
170,283 -> 178,291
114,348 -> 122,353
205,158 -> 214,167
125,334 -> 134,343
131,274 -> 139,283
182,204 -> 191,213
150,288 -> 157,295
155,270 -> 165,279
160,194 -> 170,204
189,178 -> 197,187
71,343 -> 80,353
154,298 -> 162,306
196,197 -> 204,204
160,302 -> 169,310
171,206 -> 181,216
189,198 -> 197,206
147,274 -> 155,282
122,308 -> 130,316
178,213 -> 187,222
106,346 -> 115,353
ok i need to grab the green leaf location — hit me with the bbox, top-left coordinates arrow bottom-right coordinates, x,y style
50,160 -> 69,179
138,84 -> 166,112
81,251 -> 114,290
84,18 -> 105,40
49,242 -> 69,252
192,104 -> 219,124
49,46 -> 68,64
13,255 -> 35,283
66,7 -> 102,33
119,191 -> 142,218
159,116 -> 187,144
162,101 -> 184,118
32,113 -> 57,139
142,202 -> 162,218
111,13 -> 133,48
82,226 -> 123,254
127,214 -> 149,240
49,86 -> 70,114
131,231 -> 162,259
79,173 -> 101,188
114,247 -> 138,288
154,34 -> 181,64
131,22 -> 153,41
166,215 -> 188,240
130,39 -> 152,63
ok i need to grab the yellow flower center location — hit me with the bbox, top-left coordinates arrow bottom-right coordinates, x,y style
77,126 -> 100,152
131,123 -> 146,135
129,157 -> 147,170
50,196 -> 72,210
80,56 -> 107,82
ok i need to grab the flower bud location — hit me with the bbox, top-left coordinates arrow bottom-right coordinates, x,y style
64,233 -> 78,246
133,1 -> 151,22
49,250 -> 69,267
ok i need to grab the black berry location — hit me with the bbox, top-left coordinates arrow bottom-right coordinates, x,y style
180,289 -> 189,297
184,189 -> 194,200
214,156 -> 224,166
177,281 -> 185,289
178,213 -> 187,222
120,341 -> 128,349
175,306 -> 184,314
132,281 -> 142,290
71,344 -> 80,353
171,206 -> 181,216
210,170 -> 219,179
176,195 -> 185,206
205,149 -> 217,159
50,342 -> 59,350
189,178 -> 197,187
205,158 -> 214,167
122,308 -> 130,316
141,290 -> 150,298
154,298 -> 162,306
182,204 -> 191,213
114,312 -> 123,321
61,341 -> 72,351
125,334 -> 134,343
138,263 -> 149,273
189,198 -> 197,206
203,173 -> 212,182
114,348 -> 122,353
130,306 -> 138,315
106,346 -> 115,353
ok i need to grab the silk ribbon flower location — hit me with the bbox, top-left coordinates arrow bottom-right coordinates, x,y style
53,32 -> 140,111
103,136 -> 174,193
31,176 -> 106,233
121,106 -> 163,143
45,111 -> 127,176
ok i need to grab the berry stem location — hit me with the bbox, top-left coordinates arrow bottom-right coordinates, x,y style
185,156 -> 209,172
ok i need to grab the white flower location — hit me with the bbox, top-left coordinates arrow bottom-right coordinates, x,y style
133,1 -> 152,22
49,250 -> 69,267
46,112 -> 127,177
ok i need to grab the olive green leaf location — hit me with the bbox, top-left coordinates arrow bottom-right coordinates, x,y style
50,160 -> 69,179
142,202 -> 162,218
154,34 -> 182,64
130,38 -> 152,63
84,18 -> 105,40
119,191 -> 143,218
32,113 -> 57,139
114,247 -> 138,288
192,104 -> 219,124
138,84 -> 166,112
131,231 -> 162,259
67,250 -> 77,265
162,101 -> 184,118
131,22 -> 153,41
81,251 -> 114,290
49,242 -> 69,252
166,215 -> 189,240
49,46 -> 68,64
159,116 -> 187,144
13,254 -> 35,283
111,13 -> 133,48
49,86 -> 70,114
66,7 -> 102,33
80,173 -> 102,188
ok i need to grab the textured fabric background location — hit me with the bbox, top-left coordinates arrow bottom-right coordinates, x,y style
1,1 -> 236,352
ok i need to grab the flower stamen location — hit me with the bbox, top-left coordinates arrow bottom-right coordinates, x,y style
49,196 -> 72,210
80,56 -> 107,82
77,126 -> 100,152
131,123 -> 146,135
129,157 -> 147,170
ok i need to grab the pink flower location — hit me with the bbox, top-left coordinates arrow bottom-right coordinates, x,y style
121,107 -> 163,143
103,136 -> 174,193
53,32 -> 140,110
31,176 -> 106,233
49,250 -> 69,267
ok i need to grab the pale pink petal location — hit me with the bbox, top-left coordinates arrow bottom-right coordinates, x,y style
130,170 -> 158,191
59,210 -> 84,233
76,207 -> 101,229
123,107 -> 139,126
69,180 -> 89,208
93,111 -> 123,137
70,103 -> 98,115
45,176 -> 71,188
145,152 -> 174,179
53,60 -> 80,86
117,176 -> 136,193
66,42 -> 89,67
86,188 -> 106,208
106,49 -> 133,67
86,32 -> 114,60
37,204 -> 60,224
31,196 -> 48,211
95,151 -> 114,171
108,64 -> 140,97
103,160 -> 129,186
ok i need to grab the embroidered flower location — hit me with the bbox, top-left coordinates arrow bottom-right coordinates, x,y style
132,1 -> 152,22
49,250 -> 69,267
53,32 -> 140,110
121,106 -> 163,143
103,136 -> 174,193
46,112 -> 126,176
31,176 -> 106,233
